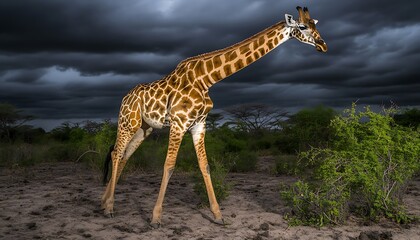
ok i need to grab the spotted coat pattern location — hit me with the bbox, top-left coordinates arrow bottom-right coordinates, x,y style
101,6 -> 327,227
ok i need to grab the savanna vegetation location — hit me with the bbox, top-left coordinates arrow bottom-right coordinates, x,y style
281,104 -> 420,226
1,102 -> 419,226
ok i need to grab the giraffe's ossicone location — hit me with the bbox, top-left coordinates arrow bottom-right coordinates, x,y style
101,6 -> 327,227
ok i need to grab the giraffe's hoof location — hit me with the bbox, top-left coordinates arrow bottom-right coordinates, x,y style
149,221 -> 161,229
104,211 -> 114,218
214,218 -> 231,226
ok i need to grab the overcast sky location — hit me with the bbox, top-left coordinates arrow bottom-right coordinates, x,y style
1,0 -> 419,130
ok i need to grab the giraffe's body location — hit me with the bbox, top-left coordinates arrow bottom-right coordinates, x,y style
101,6 -> 327,227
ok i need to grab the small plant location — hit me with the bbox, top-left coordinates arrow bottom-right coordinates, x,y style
89,122 -> 116,169
176,133 -> 199,172
275,154 -> 299,175
193,157 -> 230,206
282,104 -> 420,226
129,140 -> 167,171
227,150 -> 258,172
281,180 -> 349,226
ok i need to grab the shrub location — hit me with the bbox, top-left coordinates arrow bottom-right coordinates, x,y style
177,133 -> 199,172
254,139 -> 272,150
175,129 -> 259,173
193,157 -> 230,205
128,139 -> 168,171
282,180 -> 349,226
282,104 -> 420,226
88,122 -> 117,169
393,108 -> 420,129
46,143 -> 80,161
275,154 -> 298,175
214,126 -> 247,152
0,143 -> 42,167
278,105 -> 336,153
94,122 -> 117,154
226,150 -> 258,172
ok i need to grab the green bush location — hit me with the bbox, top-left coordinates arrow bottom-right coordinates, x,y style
46,143 -> 80,161
275,154 -> 298,175
393,108 -> 420,129
226,150 -> 258,172
94,122 -> 117,154
282,180 -> 349,226
278,105 -> 336,153
282,104 -> 420,226
214,126 -> 248,152
254,139 -> 271,150
175,129 -> 259,173
203,131 -> 226,158
0,143 -> 43,167
128,139 -> 168,171
85,122 -> 117,169
193,157 -> 230,205
176,133 -> 199,172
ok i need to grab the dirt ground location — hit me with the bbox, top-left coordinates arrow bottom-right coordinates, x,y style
1,160 -> 419,240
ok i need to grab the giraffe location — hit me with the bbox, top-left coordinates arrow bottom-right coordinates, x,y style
101,6 -> 327,227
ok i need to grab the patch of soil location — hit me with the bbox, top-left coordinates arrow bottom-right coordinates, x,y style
0,162 -> 419,239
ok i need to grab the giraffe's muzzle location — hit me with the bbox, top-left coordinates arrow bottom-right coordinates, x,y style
315,39 -> 327,52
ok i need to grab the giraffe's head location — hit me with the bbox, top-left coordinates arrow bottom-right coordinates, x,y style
285,6 -> 327,52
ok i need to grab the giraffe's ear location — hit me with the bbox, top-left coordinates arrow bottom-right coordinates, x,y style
313,19 -> 318,25
285,14 -> 297,27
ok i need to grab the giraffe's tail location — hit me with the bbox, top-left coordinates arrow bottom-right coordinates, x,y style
102,144 -> 114,185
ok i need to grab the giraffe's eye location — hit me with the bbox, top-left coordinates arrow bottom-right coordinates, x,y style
298,25 -> 308,30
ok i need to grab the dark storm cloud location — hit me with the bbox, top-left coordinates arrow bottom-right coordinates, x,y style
2,69 -> 47,83
0,52 -> 182,75
0,0 -> 419,128
0,1 -> 184,54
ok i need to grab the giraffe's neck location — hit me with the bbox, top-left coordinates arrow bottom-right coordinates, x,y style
176,21 -> 291,89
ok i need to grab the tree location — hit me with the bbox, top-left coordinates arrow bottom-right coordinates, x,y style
49,122 -> 79,141
206,113 -> 224,131
0,103 -> 34,142
226,104 -> 287,133
82,120 -> 104,134
11,125 -> 46,143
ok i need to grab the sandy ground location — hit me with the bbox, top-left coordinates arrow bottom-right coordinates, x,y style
0,161 -> 419,240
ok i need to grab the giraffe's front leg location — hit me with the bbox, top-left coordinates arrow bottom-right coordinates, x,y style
150,125 -> 185,228
190,123 -> 225,225
150,166 -> 175,228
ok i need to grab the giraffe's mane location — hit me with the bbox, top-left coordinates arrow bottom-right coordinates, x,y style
175,21 -> 286,68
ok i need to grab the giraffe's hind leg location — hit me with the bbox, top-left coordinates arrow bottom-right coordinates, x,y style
101,128 -> 133,217
116,126 -> 153,182
101,123 -> 152,217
